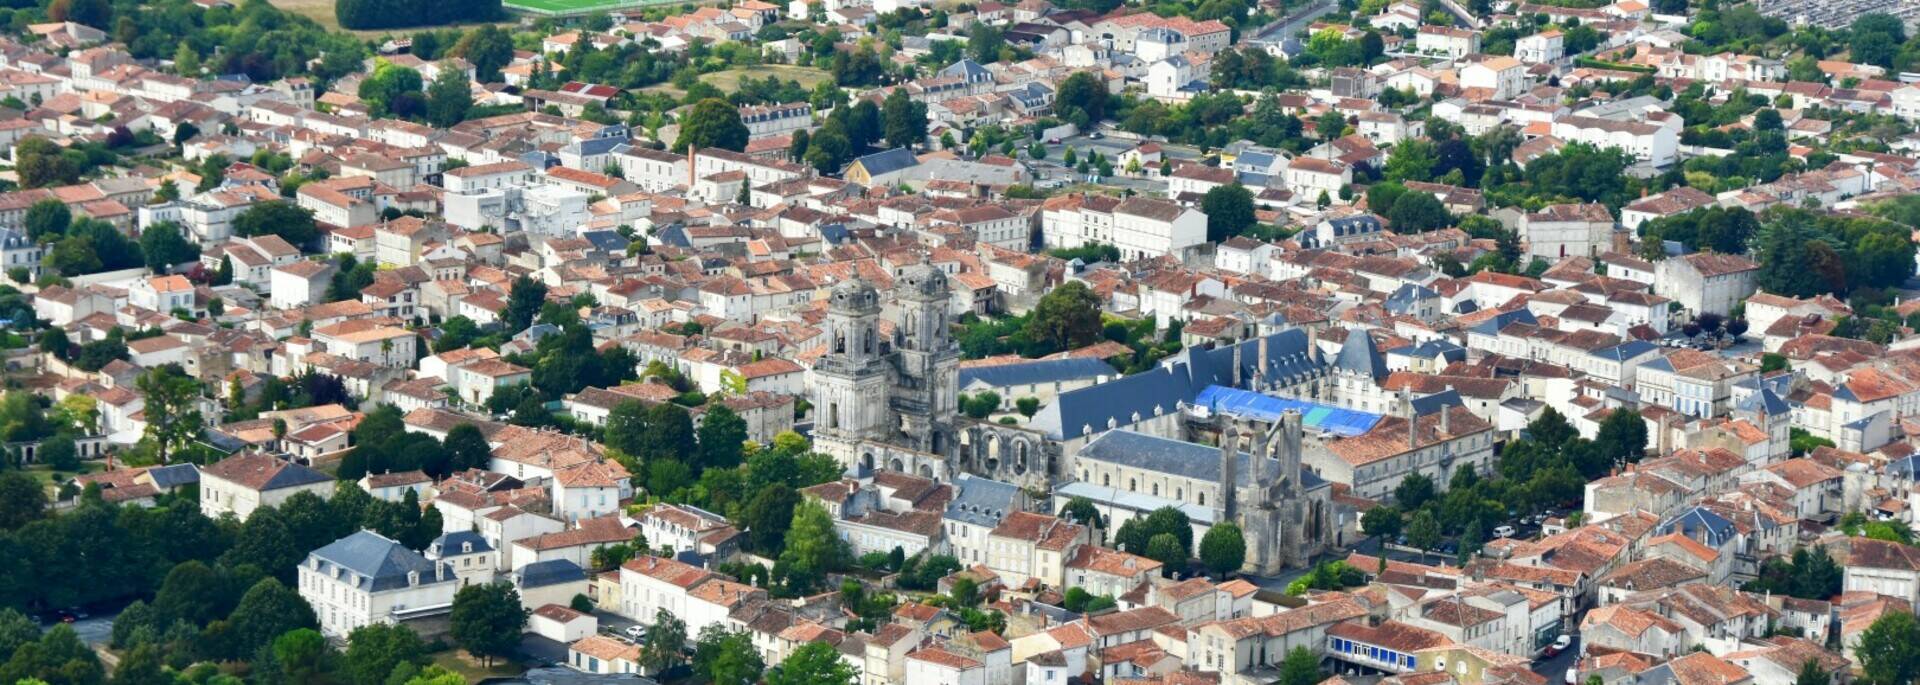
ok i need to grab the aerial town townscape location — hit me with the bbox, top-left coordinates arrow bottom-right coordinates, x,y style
19,0 -> 1920,683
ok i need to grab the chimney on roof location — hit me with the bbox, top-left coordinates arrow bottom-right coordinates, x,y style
1403,391 -> 1417,449
1441,386 -> 1453,434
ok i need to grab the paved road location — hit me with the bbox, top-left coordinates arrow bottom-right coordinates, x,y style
1253,0 -> 1337,44
1532,632 -> 1580,681
44,606 -> 120,647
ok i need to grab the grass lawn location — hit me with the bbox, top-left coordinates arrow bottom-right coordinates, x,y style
23,461 -> 101,485
643,64 -> 832,98
23,461 -> 103,498
430,650 -> 525,682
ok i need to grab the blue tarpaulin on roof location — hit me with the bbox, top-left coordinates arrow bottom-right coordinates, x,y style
1193,385 -> 1383,437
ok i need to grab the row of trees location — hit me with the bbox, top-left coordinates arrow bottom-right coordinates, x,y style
336,0 -> 501,30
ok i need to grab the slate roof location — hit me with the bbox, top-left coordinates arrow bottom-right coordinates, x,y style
1737,387 -> 1790,417
1030,329 -> 1322,440
1387,339 -> 1466,363
427,530 -> 493,557
851,147 -> 920,177
1465,308 -> 1538,335
518,558 -> 589,589
940,59 -> 992,81
1333,330 -> 1389,382
146,463 -> 200,489
309,530 -> 452,593
958,357 -> 1118,389
1078,429 -> 1327,491
1591,340 -> 1660,362
1657,506 -> 1740,548
1383,283 -> 1438,314
944,473 -> 1023,528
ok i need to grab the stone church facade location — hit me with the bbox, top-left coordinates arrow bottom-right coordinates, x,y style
811,260 -> 1063,489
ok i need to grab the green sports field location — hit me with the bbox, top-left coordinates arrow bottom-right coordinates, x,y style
504,0 -> 674,16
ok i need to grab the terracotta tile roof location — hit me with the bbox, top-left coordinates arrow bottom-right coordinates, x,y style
622,554 -> 713,588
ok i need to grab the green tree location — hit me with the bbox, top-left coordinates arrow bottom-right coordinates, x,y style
1394,472 -> 1436,508
0,471 -> 46,530
443,423 -> 491,475
1858,609 -> 1920,685
24,199 -> 70,243
741,484 -> 800,554
882,87 -> 928,150
1794,659 -> 1832,685
693,626 -> 763,685
268,628 -> 339,685
344,622 -> 427,685
1015,397 -> 1041,418
1202,183 -> 1256,242
675,98 -> 750,153
0,609 -> 40,657
1385,191 -> 1451,233
110,643 -> 169,685
504,275 -> 548,332
232,201 -> 320,247
1277,645 -> 1325,685
1146,532 -> 1186,574
697,403 -> 749,470
1361,504 -> 1403,539
138,222 -> 199,271
1199,522 -> 1246,576
1593,408 -> 1648,473
0,625 -> 101,685
1023,280 -> 1103,353
779,500 -> 850,591
449,582 -> 528,666
1054,71 -> 1108,125
967,24 -> 1006,63
13,137 -> 80,189
767,641 -> 856,685
425,68 -> 473,128
136,367 -> 204,463
228,578 -> 319,659
454,25 -> 515,82
358,60 -> 425,119
38,328 -> 70,361
1405,509 -> 1441,560
641,609 -> 688,674
634,403 -> 696,462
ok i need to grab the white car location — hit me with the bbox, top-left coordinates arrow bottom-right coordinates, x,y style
1565,668 -> 1578,685
1493,525 -> 1516,539
624,625 -> 647,640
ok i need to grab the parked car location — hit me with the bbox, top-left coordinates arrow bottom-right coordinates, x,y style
1544,635 -> 1572,658
1493,525 -> 1517,539
1565,667 -> 1579,684
624,625 -> 647,640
